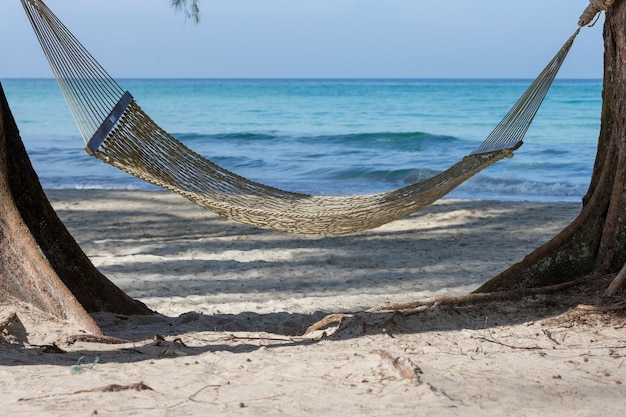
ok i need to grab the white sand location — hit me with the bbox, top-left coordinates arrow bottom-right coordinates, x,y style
1,190 -> 625,416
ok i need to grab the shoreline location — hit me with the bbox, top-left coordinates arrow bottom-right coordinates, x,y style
46,189 -> 581,319
5,189 -> 624,416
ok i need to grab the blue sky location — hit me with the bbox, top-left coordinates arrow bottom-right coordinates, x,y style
0,0 -> 607,79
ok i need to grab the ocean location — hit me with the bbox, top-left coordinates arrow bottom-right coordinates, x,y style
0,78 -> 601,202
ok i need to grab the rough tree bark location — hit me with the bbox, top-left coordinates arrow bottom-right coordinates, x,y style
0,83 -> 152,333
476,0 -> 626,293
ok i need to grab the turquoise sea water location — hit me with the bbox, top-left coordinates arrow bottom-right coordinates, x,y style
1,78 -> 601,202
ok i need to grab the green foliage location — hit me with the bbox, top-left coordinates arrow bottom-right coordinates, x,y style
170,0 -> 201,23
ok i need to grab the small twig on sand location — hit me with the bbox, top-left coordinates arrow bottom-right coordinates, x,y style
542,329 -> 561,345
67,334 -> 129,345
475,335 -> 544,350
19,382 -> 153,402
75,382 -> 153,394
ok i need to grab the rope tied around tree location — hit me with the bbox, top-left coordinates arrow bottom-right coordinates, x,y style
579,0 -> 616,26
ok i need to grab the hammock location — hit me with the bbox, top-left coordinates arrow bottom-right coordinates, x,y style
21,0 -> 580,235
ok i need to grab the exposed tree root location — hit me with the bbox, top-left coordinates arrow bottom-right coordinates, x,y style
371,275 -> 599,313
607,262 -> 626,296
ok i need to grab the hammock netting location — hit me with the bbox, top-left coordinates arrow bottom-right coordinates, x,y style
22,0 -> 579,235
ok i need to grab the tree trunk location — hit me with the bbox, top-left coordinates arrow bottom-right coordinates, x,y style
476,0 -> 626,292
0,83 -> 152,334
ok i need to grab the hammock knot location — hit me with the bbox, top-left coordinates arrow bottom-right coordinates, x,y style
579,0 -> 615,27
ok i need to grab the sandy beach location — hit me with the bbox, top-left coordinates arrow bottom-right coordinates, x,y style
1,190 -> 625,416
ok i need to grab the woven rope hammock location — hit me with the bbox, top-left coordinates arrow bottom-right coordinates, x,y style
20,0 -> 593,235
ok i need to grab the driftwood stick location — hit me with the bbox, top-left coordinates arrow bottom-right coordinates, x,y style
75,382 -> 153,394
304,313 -> 352,335
18,382 -> 153,402
66,334 -> 129,345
